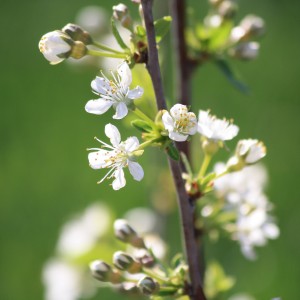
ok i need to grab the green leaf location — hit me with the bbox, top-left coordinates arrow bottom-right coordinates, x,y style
165,142 -> 180,161
111,19 -> 129,50
131,119 -> 153,133
135,25 -> 146,38
171,253 -> 184,268
215,59 -> 249,94
154,16 -> 172,43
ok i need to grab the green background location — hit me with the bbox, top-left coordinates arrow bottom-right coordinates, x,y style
1,0 -> 299,299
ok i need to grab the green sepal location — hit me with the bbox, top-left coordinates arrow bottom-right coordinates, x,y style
157,289 -> 177,296
111,19 -> 129,50
171,253 -> 184,268
131,119 -> 153,133
165,142 -> 180,161
215,59 -> 249,94
135,25 -> 146,38
201,172 -> 216,186
154,16 -> 172,43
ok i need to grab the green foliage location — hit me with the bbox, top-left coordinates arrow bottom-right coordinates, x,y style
154,16 -> 172,43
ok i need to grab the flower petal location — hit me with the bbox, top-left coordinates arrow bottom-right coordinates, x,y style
113,102 -> 128,119
85,99 -> 113,115
162,111 -> 174,131
127,86 -> 144,99
128,161 -> 144,181
118,62 -> 132,88
91,77 -> 111,94
169,131 -> 188,142
124,137 -> 140,152
112,168 -> 126,190
88,150 -> 108,169
105,124 -> 121,147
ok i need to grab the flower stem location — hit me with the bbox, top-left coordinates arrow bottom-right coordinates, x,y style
137,140 -> 154,150
87,49 -> 128,59
92,41 -> 128,54
132,107 -> 156,127
198,154 -> 212,180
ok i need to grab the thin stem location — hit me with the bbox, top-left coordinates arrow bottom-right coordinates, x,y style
92,41 -> 128,54
137,140 -> 154,150
87,49 -> 128,59
198,154 -> 212,179
132,107 -> 156,127
141,1 -> 206,299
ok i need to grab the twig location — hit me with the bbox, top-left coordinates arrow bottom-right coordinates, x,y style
141,1 -> 206,299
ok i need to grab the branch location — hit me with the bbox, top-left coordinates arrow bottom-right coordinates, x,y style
141,1 -> 206,299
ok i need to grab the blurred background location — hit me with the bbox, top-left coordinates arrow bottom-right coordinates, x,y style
1,0 -> 300,299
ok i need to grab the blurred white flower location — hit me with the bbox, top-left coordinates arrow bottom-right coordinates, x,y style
88,123 -> 144,190
162,104 -> 197,142
235,139 -> 266,164
43,259 -> 95,300
85,62 -> 144,119
56,203 -> 111,258
39,31 -> 72,64
198,110 -> 239,141
229,42 -> 260,60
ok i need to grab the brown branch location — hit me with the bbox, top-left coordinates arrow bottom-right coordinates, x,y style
141,1 -> 206,299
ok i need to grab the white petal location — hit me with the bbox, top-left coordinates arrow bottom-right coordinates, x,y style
162,111 -> 174,131
105,124 -> 121,147
113,102 -> 128,119
85,99 -> 113,115
128,161 -> 144,181
112,168 -> 126,190
127,86 -> 144,99
91,77 -> 111,94
88,150 -> 107,169
118,62 -> 132,88
169,131 -> 188,142
124,136 -> 140,152
170,104 -> 188,118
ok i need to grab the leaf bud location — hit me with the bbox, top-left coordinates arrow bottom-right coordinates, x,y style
229,42 -> 260,60
137,276 -> 159,295
113,3 -> 133,30
114,219 -> 146,248
113,251 -> 142,273
89,260 -> 122,283
62,23 -> 93,45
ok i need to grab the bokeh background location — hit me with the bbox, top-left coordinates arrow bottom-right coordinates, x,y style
1,0 -> 300,299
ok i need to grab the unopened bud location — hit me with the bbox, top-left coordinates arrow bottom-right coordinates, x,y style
117,282 -> 140,295
113,3 -> 132,29
134,248 -> 155,267
62,23 -> 93,45
229,42 -> 260,60
202,139 -> 220,156
218,0 -> 238,19
138,276 -> 159,295
113,251 -> 142,273
240,15 -> 265,38
70,41 -> 88,59
114,219 -> 146,248
89,260 -> 122,283
38,30 -> 73,65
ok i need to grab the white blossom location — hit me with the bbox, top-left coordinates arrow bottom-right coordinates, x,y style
197,110 -> 239,141
39,31 -> 72,64
230,42 -> 260,60
162,104 -> 197,142
85,62 -> 144,119
236,139 -> 266,164
88,123 -> 144,190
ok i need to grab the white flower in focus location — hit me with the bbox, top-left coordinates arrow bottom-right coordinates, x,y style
88,123 -> 144,190
39,31 -> 72,64
85,62 -> 144,119
236,139 -> 266,164
162,104 -> 197,142
43,259 -> 95,300
56,203 -> 111,258
198,110 -> 239,142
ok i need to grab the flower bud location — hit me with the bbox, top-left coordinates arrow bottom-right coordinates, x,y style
39,30 -> 73,65
218,1 -> 238,19
113,3 -> 132,29
70,41 -> 88,59
134,248 -> 155,267
62,23 -> 93,45
114,219 -> 146,248
113,251 -> 142,273
229,42 -> 260,60
89,260 -> 122,283
240,15 -> 265,38
202,139 -> 220,156
117,282 -> 140,295
138,276 -> 159,295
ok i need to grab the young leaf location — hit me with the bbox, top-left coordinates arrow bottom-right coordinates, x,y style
111,19 -> 129,50
135,25 -> 146,38
131,119 -> 153,133
154,16 -> 172,43
165,142 -> 180,161
215,59 -> 249,94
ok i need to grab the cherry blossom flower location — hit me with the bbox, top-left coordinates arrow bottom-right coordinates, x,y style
39,31 -> 72,64
85,62 -> 144,119
235,139 -> 266,164
197,110 -> 239,142
88,123 -> 144,190
162,104 -> 197,142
